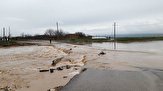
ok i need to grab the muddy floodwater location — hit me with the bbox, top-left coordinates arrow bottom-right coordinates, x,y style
1,41 -> 163,91
91,41 -> 163,54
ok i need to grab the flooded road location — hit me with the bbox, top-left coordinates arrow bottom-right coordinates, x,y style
1,41 -> 163,91
91,41 -> 163,54
60,41 -> 163,91
61,68 -> 163,91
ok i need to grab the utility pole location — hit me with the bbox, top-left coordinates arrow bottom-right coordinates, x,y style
3,27 -> 5,41
0,28 -> 2,40
113,22 -> 116,50
56,22 -> 59,31
1,28 -> 2,38
8,27 -> 11,40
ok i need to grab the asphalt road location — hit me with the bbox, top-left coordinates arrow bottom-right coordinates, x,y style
60,68 -> 163,91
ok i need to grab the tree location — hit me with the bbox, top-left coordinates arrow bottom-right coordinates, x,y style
44,29 -> 55,44
54,29 -> 65,37
44,29 -> 55,36
75,32 -> 86,38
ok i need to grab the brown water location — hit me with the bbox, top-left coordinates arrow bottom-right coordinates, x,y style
60,41 -> 163,91
91,41 -> 163,54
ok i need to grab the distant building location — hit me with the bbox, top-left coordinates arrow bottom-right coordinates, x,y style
65,34 -> 80,39
92,36 -> 107,39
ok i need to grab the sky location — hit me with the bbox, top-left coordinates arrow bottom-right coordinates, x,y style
0,0 -> 163,36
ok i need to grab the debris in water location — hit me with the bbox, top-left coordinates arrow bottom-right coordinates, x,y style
81,68 -> 87,72
98,51 -> 106,56
47,86 -> 63,91
0,86 -> 11,91
57,67 -> 63,71
47,88 -> 55,91
63,76 -> 68,78
50,69 -> 54,73
66,65 -> 71,69
74,68 -> 79,70
39,69 -> 49,72
54,86 -> 63,91
51,57 -> 64,66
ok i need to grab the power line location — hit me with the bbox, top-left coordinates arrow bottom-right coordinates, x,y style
119,23 -> 163,27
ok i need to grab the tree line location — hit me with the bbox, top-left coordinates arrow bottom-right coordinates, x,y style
12,29 -> 91,40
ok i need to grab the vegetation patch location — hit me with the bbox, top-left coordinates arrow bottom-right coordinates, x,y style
0,40 -> 18,47
0,40 -> 35,47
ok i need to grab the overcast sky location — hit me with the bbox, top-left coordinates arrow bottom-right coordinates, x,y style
0,0 -> 163,36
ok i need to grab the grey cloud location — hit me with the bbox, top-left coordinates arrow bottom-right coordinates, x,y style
0,0 -> 163,36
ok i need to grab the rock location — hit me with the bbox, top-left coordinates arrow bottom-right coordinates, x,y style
98,51 -> 106,56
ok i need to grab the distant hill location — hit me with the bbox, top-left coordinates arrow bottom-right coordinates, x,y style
95,34 -> 163,38
117,34 -> 163,38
